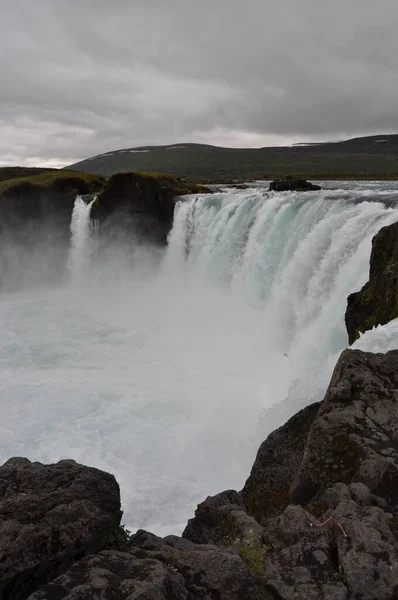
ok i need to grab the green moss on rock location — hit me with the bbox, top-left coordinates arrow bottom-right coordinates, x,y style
0,170 -> 104,200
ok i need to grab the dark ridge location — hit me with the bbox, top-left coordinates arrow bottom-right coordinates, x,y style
66,134 -> 398,180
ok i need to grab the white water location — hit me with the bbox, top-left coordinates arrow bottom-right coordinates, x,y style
0,182 -> 398,535
354,318 -> 398,353
67,195 -> 96,279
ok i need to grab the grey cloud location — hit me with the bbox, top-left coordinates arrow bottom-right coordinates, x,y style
1,0 -> 398,166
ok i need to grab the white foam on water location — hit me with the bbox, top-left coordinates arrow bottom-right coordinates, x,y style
1,183 -> 398,536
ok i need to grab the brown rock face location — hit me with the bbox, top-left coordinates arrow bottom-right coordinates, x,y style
345,219 -> 398,344
0,458 -> 121,600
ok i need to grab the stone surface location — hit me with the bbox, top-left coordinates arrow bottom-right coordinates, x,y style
268,177 -> 321,192
0,174 -> 104,232
28,530 -> 276,600
346,219 -> 398,343
92,171 -> 211,244
184,349 -> 398,600
0,458 -> 121,600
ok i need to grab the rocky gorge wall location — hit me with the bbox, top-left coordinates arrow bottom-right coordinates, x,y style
0,169 -> 210,290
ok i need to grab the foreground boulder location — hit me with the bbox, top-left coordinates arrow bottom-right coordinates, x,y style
91,171 -> 211,244
184,349 -> 398,600
29,530 -> 275,599
268,177 -> 321,192
346,219 -> 398,343
0,458 -> 121,600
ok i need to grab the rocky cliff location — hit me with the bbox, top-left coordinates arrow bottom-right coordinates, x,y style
1,347 -> 398,599
0,170 -> 104,232
91,171 -> 210,244
0,169 -> 209,245
346,220 -> 398,343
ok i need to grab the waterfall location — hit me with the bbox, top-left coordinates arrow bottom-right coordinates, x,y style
166,186 -> 398,419
67,195 -> 96,279
2,181 -> 398,535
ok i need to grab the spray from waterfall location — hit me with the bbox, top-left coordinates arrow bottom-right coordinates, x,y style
1,182 -> 398,535
67,195 -> 96,279
166,188 -> 398,415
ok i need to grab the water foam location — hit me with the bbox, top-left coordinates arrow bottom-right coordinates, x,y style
67,195 -> 96,279
0,183 -> 397,535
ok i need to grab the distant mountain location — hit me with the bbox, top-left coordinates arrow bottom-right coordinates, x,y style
66,135 -> 398,180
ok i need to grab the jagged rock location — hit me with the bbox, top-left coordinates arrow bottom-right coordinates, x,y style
184,349 -> 398,600
183,489 -> 268,547
242,402 -> 321,522
0,458 -> 121,600
92,171 -> 211,244
268,177 -> 321,192
29,530 -> 276,599
27,551 -> 187,600
346,219 -> 398,343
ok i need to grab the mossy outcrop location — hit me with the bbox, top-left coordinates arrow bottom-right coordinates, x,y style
345,220 -> 398,344
0,166 -> 57,184
0,170 -> 104,231
92,171 -> 211,244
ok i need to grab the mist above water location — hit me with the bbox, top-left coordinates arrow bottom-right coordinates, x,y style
0,182 -> 398,535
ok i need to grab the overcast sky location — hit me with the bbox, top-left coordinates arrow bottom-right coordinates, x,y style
2,0 -> 398,167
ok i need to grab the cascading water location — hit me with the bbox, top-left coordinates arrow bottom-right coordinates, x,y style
67,195 -> 96,279
0,181 -> 397,535
166,185 -> 398,424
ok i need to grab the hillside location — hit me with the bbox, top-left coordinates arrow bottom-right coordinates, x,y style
66,134 -> 398,181
0,169 -> 104,200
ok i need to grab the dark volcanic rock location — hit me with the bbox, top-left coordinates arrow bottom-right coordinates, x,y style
268,177 -> 321,192
183,489 -> 268,547
0,458 -> 121,600
29,530 -> 276,600
0,174 -> 104,232
0,173 -> 105,291
345,219 -> 398,343
184,349 -> 398,600
241,402 -> 321,522
92,171 -> 211,244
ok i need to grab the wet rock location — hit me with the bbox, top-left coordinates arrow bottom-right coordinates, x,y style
268,177 -> 321,192
346,219 -> 398,343
0,458 -> 121,600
